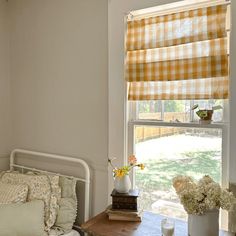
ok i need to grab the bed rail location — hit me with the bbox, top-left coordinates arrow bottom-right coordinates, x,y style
10,149 -> 90,222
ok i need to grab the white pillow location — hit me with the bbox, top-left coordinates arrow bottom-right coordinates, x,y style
0,171 -> 61,231
52,177 -> 77,235
0,200 -> 47,236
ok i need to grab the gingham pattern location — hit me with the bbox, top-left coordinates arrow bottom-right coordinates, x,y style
126,55 -> 228,82
126,38 -> 227,65
128,77 -> 229,100
125,4 -> 229,100
126,5 -> 227,51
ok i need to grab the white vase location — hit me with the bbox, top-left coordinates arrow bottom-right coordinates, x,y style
114,175 -> 131,193
188,210 -> 219,236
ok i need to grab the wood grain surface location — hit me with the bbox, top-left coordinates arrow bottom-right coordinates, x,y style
81,211 -> 235,236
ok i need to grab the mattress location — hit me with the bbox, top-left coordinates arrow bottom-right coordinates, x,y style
63,230 -> 80,236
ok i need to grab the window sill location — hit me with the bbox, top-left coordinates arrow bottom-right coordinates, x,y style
128,119 -> 228,129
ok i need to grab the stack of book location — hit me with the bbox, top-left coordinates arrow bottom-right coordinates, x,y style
106,207 -> 143,222
107,189 -> 143,222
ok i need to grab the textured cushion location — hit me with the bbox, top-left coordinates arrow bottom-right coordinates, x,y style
52,177 -> 77,235
0,171 -> 60,231
0,182 -> 28,204
0,200 -> 47,236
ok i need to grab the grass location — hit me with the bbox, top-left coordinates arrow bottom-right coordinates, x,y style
135,150 -> 221,212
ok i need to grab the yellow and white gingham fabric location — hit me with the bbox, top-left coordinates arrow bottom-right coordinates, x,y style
125,5 -> 229,100
128,77 -> 229,100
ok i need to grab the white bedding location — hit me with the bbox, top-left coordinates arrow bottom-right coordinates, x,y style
62,230 -> 80,236
49,230 -> 80,236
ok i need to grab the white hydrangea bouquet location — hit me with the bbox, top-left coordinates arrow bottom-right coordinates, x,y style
172,175 -> 236,215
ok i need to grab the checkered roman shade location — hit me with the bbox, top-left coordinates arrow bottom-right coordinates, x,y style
126,5 -> 229,100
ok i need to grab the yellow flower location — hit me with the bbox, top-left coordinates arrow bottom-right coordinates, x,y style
114,169 -> 125,178
137,163 -> 145,170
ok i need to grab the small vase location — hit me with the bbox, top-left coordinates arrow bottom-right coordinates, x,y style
114,175 -> 131,193
199,119 -> 212,125
188,209 -> 219,236
198,110 -> 213,124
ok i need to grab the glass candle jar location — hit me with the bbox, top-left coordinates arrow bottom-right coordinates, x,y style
161,218 -> 175,236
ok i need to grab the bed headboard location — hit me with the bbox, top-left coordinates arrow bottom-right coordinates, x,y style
9,149 -> 91,226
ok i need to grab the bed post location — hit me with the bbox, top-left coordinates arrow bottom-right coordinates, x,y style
10,149 -> 16,171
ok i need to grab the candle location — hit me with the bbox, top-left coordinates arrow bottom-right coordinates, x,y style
161,219 -> 175,236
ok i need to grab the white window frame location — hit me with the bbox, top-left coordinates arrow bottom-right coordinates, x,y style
127,101 -> 229,229
127,100 -> 229,187
125,0 -> 231,229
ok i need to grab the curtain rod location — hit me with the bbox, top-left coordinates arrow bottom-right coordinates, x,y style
128,0 -> 230,21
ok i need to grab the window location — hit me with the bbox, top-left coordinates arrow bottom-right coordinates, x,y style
125,0 -> 230,224
133,99 -> 224,122
134,126 -> 222,220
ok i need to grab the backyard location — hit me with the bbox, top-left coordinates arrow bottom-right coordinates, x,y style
135,130 -> 222,220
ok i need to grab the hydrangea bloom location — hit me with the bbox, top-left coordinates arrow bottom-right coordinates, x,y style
173,175 -> 236,215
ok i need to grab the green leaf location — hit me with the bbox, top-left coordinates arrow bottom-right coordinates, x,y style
196,110 -> 208,118
191,104 -> 198,110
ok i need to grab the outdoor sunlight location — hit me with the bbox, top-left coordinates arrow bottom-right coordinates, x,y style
135,127 -> 222,221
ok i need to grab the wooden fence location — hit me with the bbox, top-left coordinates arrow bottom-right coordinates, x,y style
135,112 -> 186,143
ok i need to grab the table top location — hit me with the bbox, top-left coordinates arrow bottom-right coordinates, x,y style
81,211 -> 235,236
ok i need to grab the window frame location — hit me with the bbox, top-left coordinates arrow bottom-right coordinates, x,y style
125,0 -> 231,229
127,100 -> 229,186
131,99 -> 225,123
127,103 -> 229,228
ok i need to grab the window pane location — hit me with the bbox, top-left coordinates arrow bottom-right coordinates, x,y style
163,100 -> 190,122
134,99 -> 224,122
137,101 -> 162,120
134,126 -> 222,220
136,100 -> 191,121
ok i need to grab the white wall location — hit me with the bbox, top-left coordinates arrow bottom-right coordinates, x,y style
0,0 -> 11,170
8,0 -> 108,216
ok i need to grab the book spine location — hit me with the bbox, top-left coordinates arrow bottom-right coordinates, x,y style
107,210 -> 140,216
112,197 -> 137,204
112,203 -> 138,211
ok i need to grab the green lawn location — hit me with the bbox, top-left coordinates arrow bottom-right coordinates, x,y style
135,150 -> 221,214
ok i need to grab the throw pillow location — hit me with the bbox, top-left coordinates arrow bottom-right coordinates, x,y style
51,177 -> 77,235
0,171 -> 60,231
0,182 -> 28,204
0,200 -> 47,236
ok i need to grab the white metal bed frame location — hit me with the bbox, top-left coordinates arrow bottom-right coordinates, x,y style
9,149 -> 90,223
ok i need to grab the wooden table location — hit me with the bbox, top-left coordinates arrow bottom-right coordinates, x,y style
81,211 -> 235,236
